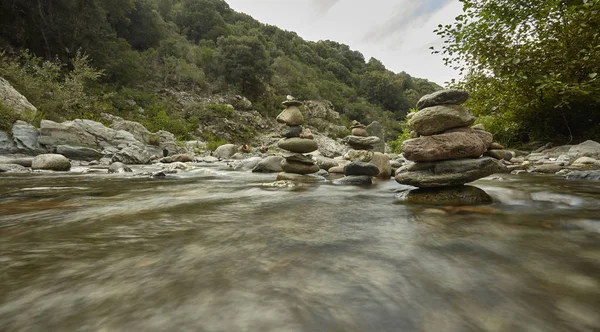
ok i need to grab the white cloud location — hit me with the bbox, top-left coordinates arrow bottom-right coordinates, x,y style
226,0 -> 463,85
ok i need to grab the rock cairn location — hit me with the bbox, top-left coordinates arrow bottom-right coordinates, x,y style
395,89 -> 505,203
275,99 -> 322,182
334,121 -> 391,185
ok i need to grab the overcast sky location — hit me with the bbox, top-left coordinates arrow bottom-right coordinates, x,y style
225,0 -> 463,86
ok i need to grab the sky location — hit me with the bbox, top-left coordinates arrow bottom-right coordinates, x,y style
225,0 -> 464,86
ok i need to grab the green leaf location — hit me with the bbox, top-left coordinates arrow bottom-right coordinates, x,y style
590,73 -> 598,79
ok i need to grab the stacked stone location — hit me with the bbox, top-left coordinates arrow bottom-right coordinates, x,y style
395,90 -> 505,203
333,121 -> 383,185
275,99 -> 321,182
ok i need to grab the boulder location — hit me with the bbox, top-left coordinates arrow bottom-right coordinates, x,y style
565,170 -> 600,181
333,175 -> 373,185
109,118 -> 151,145
108,162 -> 133,173
572,156 -> 600,166
445,127 -> 493,149
484,150 -> 506,160
0,130 -> 16,153
282,153 -> 315,164
281,159 -> 320,174
366,121 -> 385,153
11,121 -> 41,153
369,152 -> 392,179
394,157 -> 505,188
401,129 -> 487,162
0,156 -> 34,167
112,145 -> 152,164
172,154 -> 195,163
31,154 -> 71,171
533,164 -> 562,174
344,161 -> 379,176
213,144 -> 238,159
416,89 -> 470,110
409,105 -> 476,136
277,138 -> 318,154
276,106 -> 304,126
314,134 -> 346,158
568,140 -> 600,158
344,149 -> 374,162
396,185 -> 493,206
233,157 -> 262,171
56,145 -> 102,161
252,156 -> 284,173
0,163 -> 30,173
314,156 -> 338,170
0,77 -> 37,117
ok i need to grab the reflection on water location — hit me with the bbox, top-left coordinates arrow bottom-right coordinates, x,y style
1,168 -> 599,331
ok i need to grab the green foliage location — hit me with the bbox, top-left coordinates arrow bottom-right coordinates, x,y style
202,132 -> 228,151
435,0 -> 600,144
388,108 -> 418,154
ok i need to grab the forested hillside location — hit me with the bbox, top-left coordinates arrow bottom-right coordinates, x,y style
0,0 -> 440,141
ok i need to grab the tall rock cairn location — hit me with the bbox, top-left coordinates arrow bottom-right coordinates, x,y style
275,98 -> 321,181
395,89 -> 505,188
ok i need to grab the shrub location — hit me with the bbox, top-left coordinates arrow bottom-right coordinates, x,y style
0,101 -> 20,131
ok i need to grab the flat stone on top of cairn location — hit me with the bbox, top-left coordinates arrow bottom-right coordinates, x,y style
275,97 -> 324,182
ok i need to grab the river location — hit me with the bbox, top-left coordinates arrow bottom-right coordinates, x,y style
1,164 -> 599,331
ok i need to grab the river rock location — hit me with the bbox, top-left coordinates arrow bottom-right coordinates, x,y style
281,125 -> 303,138
352,128 -> 367,137
213,144 -> 238,159
416,89 -> 470,110
112,145 -> 152,164
344,161 -> 379,176
409,105 -> 476,136
109,162 -> 133,173
490,142 -> 505,150
565,170 -> 600,181
572,156 -> 599,166
252,156 -> 284,173
171,154 -> 195,163
568,140 -> 600,158
401,130 -> 487,162
395,157 -> 505,188
276,172 -> 326,183
276,106 -> 304,126
0,130 -> 16,153
282,153 -> 314,164
12,121 -> 41,153
313,134 -> 346,158
281,159 -> 320,174
333,175 -> 373,185
233,157 -> 262,171
277,138 -> 318,154
0,163 -> 30,173
533,164 -> 562,174
396,185 -> 493,206
31,154 -> 71,171
370,152 -> 392,179
0,77 -> 37,116
328,166 -> 345,174
366,121 -> 385,153
314,156 -> 338,170
109,118 -> 151,145
56,145 -> 102,161
0,156 -> 34,167
446,127 -> 493,149
344,149 -> 374,162
484,149 -> 506,160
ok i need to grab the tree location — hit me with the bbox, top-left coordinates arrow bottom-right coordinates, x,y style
435,0 -> 600,144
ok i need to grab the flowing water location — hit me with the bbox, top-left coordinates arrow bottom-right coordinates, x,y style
1,165 -> 599,332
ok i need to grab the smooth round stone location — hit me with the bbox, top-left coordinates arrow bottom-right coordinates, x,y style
328,166 -> 345,174
281,159 -> 320,174
344,161 -> 379,176
276,172 -> 326,183
277,138 -> 318,154
276,106 -> 304,126
283,153 -> 315,164
31,154 -> 71,171
396,185 -> 493,206
490,142 -> 505,150
416,89 -> 470,110
369,152 -> 392,178
344,149 -> 374,162
282,100 -> 304,107
409,105 -> 476,136
484,149 -> 506,160
281,125 -> 303,138
108,162 -> 132,173
394,157 -> 506,188
252,156 -> 284,173
333,175 -> 373,185
351,128 -> 368,137
401,129 -> 487,162
343,135 -> 381,146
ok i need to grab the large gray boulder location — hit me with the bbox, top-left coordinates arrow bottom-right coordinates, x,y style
395,157 -> 505,188
276,106 -> 304,126
314,134 -> 346,158
56,145 -> 102,161
109,118 -> 151,145
0,77 -> 37,117
112,145 -> 152,164
213,144 -> 238,159
416,89 -> 470,110
31,154 -> 71,171
0,163 -> 30,173
11,121 -> 41,153
252,156 -> 284,173
0,130 -> 16,153
408,105 -> 476,136
366,121 -> 385,153
565,170 -> 600,181
402,128 -> 488,162
568,140 -> 600,158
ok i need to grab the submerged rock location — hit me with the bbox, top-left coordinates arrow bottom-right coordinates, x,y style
396,185 -> 493,206
333,175 -> 373,185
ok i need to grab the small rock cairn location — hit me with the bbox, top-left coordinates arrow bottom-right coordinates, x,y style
335,121 -> 382,185
395,89 -> 505,203
275,98 -> 321,182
